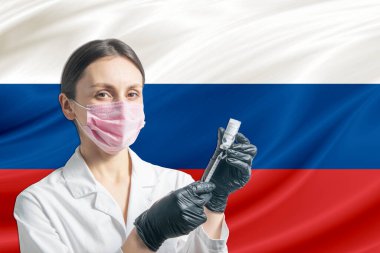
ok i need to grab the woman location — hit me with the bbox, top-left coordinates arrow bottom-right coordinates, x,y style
14,39 -> 257,252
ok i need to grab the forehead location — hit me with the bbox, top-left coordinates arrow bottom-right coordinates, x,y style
80,56 -> 143,88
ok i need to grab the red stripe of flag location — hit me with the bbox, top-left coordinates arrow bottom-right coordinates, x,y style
1,169 -> 380,253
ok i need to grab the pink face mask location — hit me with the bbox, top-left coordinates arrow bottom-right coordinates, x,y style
71,100 -> 145,154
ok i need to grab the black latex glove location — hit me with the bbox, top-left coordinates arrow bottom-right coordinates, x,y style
203,127 -> 257,213
134,181 -> 215,252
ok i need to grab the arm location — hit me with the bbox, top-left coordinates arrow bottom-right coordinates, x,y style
205,128 -> 257,215
14,191 -> 72,253
121,228 -> 152,253
173,174 -> 230,253
15,191 -> 152,253
175,209 -> 229,253
192,128 -> 257,242
202,207 -> 224,239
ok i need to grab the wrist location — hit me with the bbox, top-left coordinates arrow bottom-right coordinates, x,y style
121,228 -> 154,253
206,194 -> 228,213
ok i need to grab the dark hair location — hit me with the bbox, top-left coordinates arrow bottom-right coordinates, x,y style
61,39 -> 145,99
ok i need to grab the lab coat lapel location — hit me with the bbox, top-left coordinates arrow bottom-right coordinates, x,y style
63,147 -> 159,238
125,148 -> 157,236
62,148 -> 97,198
63,147 -> 127,237
93,187 -> 127,238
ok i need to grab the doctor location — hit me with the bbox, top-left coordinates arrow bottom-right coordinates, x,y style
14,39 -> 257,253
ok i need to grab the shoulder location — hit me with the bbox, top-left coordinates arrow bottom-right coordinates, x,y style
16,168 -> 64,197
14,168 -> 65,212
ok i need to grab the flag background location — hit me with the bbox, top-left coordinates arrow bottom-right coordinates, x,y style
1,1 -> 380,252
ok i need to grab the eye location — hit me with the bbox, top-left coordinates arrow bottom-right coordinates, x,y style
127,91 -> 140,99
96,91 -> 112,98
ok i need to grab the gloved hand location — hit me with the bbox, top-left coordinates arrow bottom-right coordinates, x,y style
134,181 -> 215,252
203,127 -> 257,213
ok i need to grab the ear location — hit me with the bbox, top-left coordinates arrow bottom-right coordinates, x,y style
59,93 -> 75,120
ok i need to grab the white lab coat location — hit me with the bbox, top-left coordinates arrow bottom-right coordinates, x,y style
14,147 -> 229,253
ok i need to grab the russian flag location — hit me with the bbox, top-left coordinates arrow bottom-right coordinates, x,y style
2,1 -> 380,253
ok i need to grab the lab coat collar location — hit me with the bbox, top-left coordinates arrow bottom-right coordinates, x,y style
62,147 -> 98,198
62,146 -> 157,199
62,146 -> 158,235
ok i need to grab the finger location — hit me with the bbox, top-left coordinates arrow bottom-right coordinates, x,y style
226,157 -> 252,176
194,211 -> 208,225
191,181 -> 216,195
235,132 -> 250,144
227,149 -> 253,165
182,210 -> 207,231
191,191 -> 213,207
198,192 -> 213,206
230,143 -> 257,157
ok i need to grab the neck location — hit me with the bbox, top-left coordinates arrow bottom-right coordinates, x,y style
79,141 -> 131,183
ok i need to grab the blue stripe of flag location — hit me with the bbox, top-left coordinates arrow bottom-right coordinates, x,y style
1,84 -> 379,169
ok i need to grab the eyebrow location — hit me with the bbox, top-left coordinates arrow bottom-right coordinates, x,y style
89,83 -> 143,89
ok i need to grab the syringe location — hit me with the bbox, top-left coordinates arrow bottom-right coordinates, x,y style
202,119 -> 241,183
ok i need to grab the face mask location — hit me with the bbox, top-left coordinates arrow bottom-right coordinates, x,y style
70,99 -> 145,154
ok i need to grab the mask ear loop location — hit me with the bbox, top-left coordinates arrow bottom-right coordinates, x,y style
70,99 -> 88,109
69,99 -> 88,127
